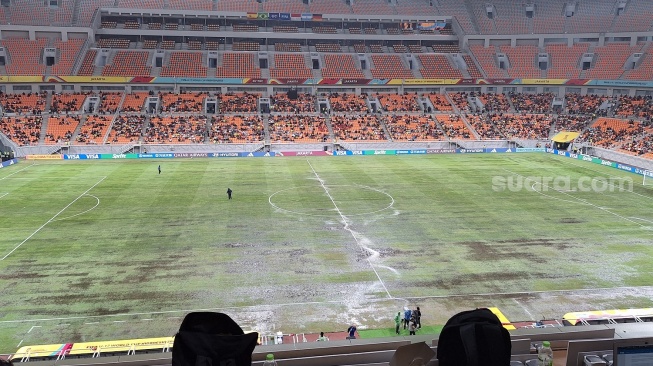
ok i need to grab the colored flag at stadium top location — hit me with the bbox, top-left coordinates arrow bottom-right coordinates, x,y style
551,131 -> 580,143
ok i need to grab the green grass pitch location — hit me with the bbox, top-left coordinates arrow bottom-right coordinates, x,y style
1,153 -> 652,353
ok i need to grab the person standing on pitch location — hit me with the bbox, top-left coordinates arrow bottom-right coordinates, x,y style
158,165 -> 161,174
227,188 -> 232,199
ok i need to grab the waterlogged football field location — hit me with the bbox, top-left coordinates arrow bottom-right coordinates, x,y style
1,153 -> 652,352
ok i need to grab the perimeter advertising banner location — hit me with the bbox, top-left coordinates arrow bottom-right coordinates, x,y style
0,158 -> 18,168
546,148 -> 649,176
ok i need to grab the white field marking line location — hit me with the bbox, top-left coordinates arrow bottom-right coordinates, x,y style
27,325 -> 41,333
17,339 -> 24,348
51,194 -> 100,222
549,158 -> 653,202
3,285 -> 653,325
306,159 -> 392,299
629,217 -> 653,226
513,298 -> 535,321
529,182 -> 593,206
504,169 -> 643,227
268,185 -> 394,217
0,192 -> 8,199
0,163 -> 36,180
0,176 -> 107,261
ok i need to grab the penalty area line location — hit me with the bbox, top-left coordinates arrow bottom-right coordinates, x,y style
0,176 -> 107,261
0,163 -> 37,181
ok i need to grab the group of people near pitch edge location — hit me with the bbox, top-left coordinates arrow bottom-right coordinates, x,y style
395,307 -> 422,336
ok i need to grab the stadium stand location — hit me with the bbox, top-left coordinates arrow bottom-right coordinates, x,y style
321,54 -> 365,78
331,115 -> 386,141
612,1 -> 653,33
552,114 -> 595,134
215,0 -> 259,12
370,55 -> 415,79
77,50 -> 98,76
427,93 -> 454,111
168,0 -> 213,11
0,92 -> 47,114
328,93 -> 368,112
160,93 -> 207,113
352,0 -> 396,15
263,0 -> 307,13
581,117 -> 648,149
624,46 -> 653,80
384,114 -> 444,141
309,0 -> 352,14
565,0 -> 615,34
77,115 -> 112,144
97,38 -> 130,49
107,115 -> 146,144
145,115 -> 207,144
102,51 -> 152,76
45,116 -> 80,144
545,43 -> 588,79
160,52 -> 208,78
477,93 -> 511,112
469,45 -> 507,78
565,93 -> 607,115
270,54 -> 313,79
50,93 -> 87,114
376,93 -> 420,112
418,54 -> 463,78
615,95 -> 653,118
209,115 -> 264,143
271,93 -> 316,113
509,92 -> 554,113
467,114 -> 505,139
269,115 -> 329,142
122,93 -> 148,113
584,43 -> 642,80
2,38 -> 47,76
216,53 -> 261,78
0,116 -> 43,145
448,92 -> 470,111
219,93 -> 260,113
497,113 -> 554,140
436,114 -> 474,139
499,45 -> 541,78
99,92 -> 123,114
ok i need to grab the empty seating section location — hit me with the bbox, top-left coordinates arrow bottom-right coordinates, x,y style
0,116 -> 42,145
322,54 -> 364,78
107,115 -> 145,143
232,24 -> 259,32
0,93 -> 47,113
309,0 -> 352,14
331,115 -> 386,141
312,26 -> 338,34
143,40 -> 158,49
565,0 -> 614,34
77,49 -> 97,76
275,43 -> 302,52
392,44 -> 407,53
145,116 -> 206,143
353,44 -> 367,53
386,28 -> 401,35
51,39 -> 85,75
315,44 -> 342,52
209,115 -> 264,143
509,92 -> 553,113
51,93 -> 87,113
352,0 -> 396,15
8,0 -> 49,25
582,117 -> 646,148
492,0 -> 528,34
206,41 -> 220,50
418,55 -> 462,78
585,43 -> 641,79
217,53 -> 261,78
232,42 -> 260,51
467,114 -> 504,139
3,38 -> 47,76
462,55 -> 484,78
216,0 -> 259,12
427,93 -> 453,111
122,93 -> 148,112
371,55 -> 414,79
328,93 -> 368,112
384,115 -> 443,141
365,28 -> 378,35
496,114 -> 553,139
468,0 -> 496,34
271,54 -> 313,79
161,52 -> 207,78
565,93 -> 606,114
500,45 -> 540,78
545,43 -> 587,79
161,40 -> 176,50
369,44 -> 384,53
434,1 -> 476,34
45,116 -> 80,144
168,0 -> 212,10
273,26 -> 299,33
432,45 -> 460,53
219,93 -> 260,113
269,115 -> 329,142
52,0 -> 74,26
99,92 -> 123,113
160,92 -> 207,112
188,41 -> 203,50
532,0 -> 565,34
376,93 -> 420,112
469,45 -> 506,78
77,115 -> 112,144
612,1 -> 653,33
117,0 -> 165,8
102,51 -> 151,76
97,39 -> 130,48
624,50 -> 653,80
271,93 -> 316,112
395,0 -> 439,16
436,114 -> 473,139
148,23 -> 162,30
263,0 -> 307,13
408,45 -> 423,53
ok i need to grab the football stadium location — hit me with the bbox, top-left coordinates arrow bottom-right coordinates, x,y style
1,0 -> 653,365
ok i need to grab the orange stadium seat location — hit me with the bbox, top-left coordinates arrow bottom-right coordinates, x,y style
436,114 -> 474,139
161,52 -> 207,78
45,116 -> 80,145
102,51 -> 152,76
0,116 -> 43,146
50,93 -> 88,113
145,115 -> 207,144
585,43 -> 642,80
469,45 -> 506,78
376,93 -> 420,112
269,115 -> 329,142
331,115 -> 386,141
309,0 -> 352,14
263,0 -> 307,13
370,55 -> 414,79
427,93 -> 453,111
219,93 -> 260,113
51,39 -> 86,75
0,92 -> 47,114
168,0 -> 212,10
209,115 -> 264,143
77,115 -> 113,144
2,38 -> 47,76
77,49 -> 97,76
159,92 -> 208,113
499,45 -> 541,78
384,115 -> 444,141
107,115 -> 146,144
121,93 -> 149,113
545,43 -> 588,79
270,54 -> 313,79
321,54 -> 364,79
418,54 -> 463,78
328,93 -> 368,112
216,53 -> 261,78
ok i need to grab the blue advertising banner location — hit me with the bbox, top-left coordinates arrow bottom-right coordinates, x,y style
0,158 -> 18,168
137,153 -> 174,159
64,154 -> 100,160
279,13 -> 291,20
516,148 -> 546,152
547,149 -> 649,176
396,150 -> 427,154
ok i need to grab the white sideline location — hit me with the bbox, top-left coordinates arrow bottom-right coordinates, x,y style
0,163 -> 36,180
0,193 -> 8,199
306,159 -> 393,299
1,176 -> 107,261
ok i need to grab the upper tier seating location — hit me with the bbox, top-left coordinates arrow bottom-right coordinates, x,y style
532,0 -> 565,34
462,55 -> 484,78
500,45 -> 541,78
102,51 -> 152,76
492,0 -> 529,35
435,1 -> 476,34
623,47 -> 653,80
418,54 -> 463,78
0,116 -> 42,146
77,49 -> 97,76
2,38 -> 47,76
97,39 -> 130,48
51,39 -> 86,75
268,115 -> 329,142
215,0 -> 259,12
117,0 -> 165,8
545,43 -> 588,79
209,115 -> 264,143
370,55 -> 415,79
270,54 -> 313,79
107,115 -> 146,144
275,43 -> 302,52
395,0 -> 440,16
216,53 -> 261,78
321,54 -> 365,78
612,1 -> 653,33
8,0 -> 50,26
469,45 -> 506,78
168,0 -> 212,10
585,43 -> 642,80
351,0 -> 396,15
565,0 -> 615,34
160,52 -> 207,78
45,116 -> 80,144
384,115 -> 444,141
309,0 -> 352,14
262,0 -> 307,13
232,42 -> 260,52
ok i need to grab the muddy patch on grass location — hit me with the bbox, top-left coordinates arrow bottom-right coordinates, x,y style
559,218 -> 585,224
